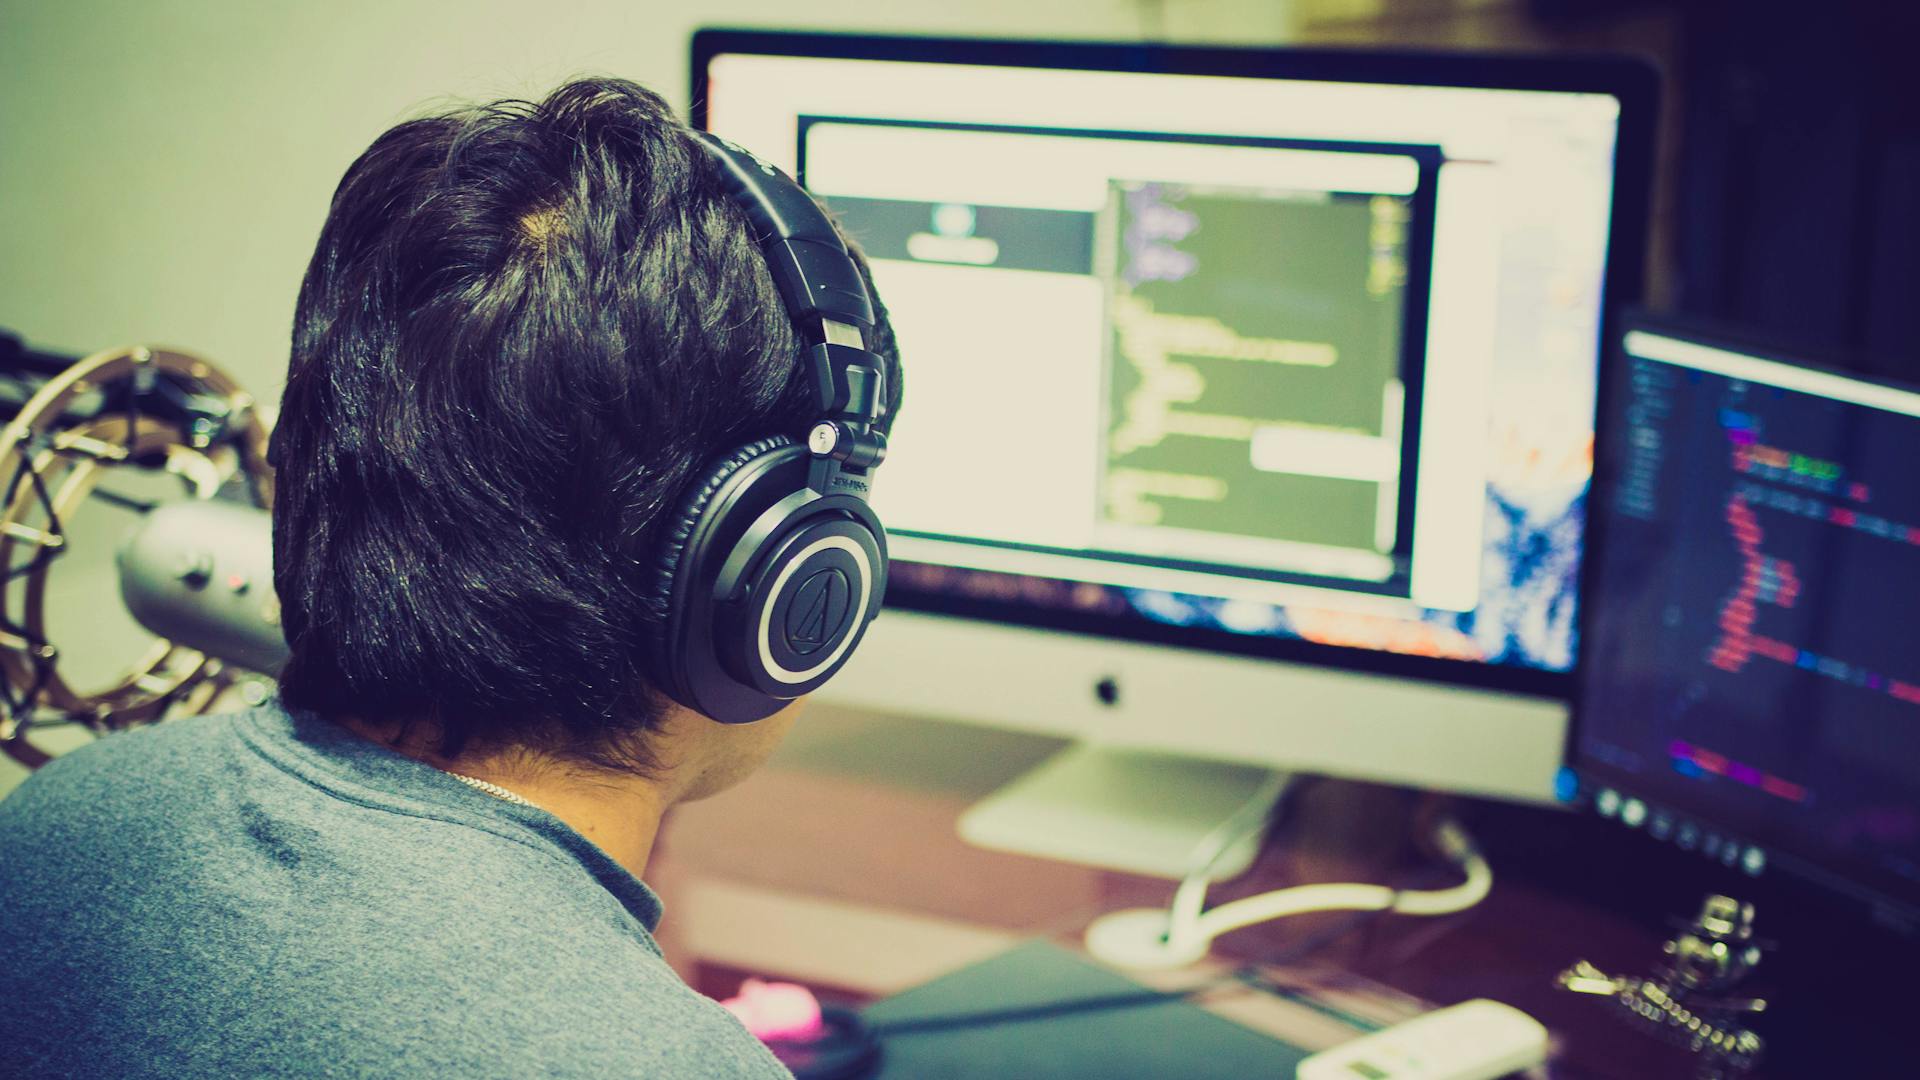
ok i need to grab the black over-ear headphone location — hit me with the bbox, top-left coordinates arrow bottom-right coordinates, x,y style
644,132 -> 891,724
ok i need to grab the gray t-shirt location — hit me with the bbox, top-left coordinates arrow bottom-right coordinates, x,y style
0,705 -> 793,1079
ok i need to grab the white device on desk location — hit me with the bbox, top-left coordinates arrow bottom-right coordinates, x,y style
1296,999 -> 1548,1080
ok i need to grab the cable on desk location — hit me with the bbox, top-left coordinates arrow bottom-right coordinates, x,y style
1232,967 -> 1387,1034
1085,815 -> 1492,970
865,979 -> 1233,1036
869,907 -> 1382,1038
1182,817 -> 1489,956
1164,771 -> 1295,938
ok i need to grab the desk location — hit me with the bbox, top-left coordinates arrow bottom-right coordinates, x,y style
862,941 -> 1316,1079
649,706 -> 1743,1078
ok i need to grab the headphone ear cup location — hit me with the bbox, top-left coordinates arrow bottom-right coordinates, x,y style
716,511 -> 885,698
645,435 -> 796,703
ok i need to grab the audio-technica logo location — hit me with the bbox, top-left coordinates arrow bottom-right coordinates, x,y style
785,568 -> 851,655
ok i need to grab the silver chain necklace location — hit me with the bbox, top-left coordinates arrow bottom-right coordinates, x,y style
447,771 -> 538,809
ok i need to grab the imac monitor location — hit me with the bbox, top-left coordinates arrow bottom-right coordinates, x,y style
1575,317 -> 1920,931
694,32 -> 1655,805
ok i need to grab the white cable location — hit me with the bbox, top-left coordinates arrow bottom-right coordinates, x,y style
1185,818 -> 1490,948
1089,816 -> 1493,969
1165,772 -> 1291,947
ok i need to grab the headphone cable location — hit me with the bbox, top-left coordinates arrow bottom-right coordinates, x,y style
867,906 -> 1385,1038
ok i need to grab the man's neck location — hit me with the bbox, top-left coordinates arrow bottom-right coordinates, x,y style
333,716 -> 673,878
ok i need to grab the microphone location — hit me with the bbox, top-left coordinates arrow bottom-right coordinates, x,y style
0,342 -> 276,769
118,500 -> 289,675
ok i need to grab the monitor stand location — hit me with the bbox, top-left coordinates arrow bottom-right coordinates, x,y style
956,743 -> 1289,880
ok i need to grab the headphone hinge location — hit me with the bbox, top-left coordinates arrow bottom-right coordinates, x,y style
806,342 -> 885,422
806,453 -> 873,499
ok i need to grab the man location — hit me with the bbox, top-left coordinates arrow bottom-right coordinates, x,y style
0,77 -> 901,1078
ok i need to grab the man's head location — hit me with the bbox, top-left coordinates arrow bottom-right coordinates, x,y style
271,77 -> 901,774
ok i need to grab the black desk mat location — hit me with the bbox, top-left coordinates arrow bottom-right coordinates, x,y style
861,941 -> 1311,1079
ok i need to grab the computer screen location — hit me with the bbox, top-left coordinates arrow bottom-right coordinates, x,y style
696,33 -> 1652,695
1577,318 -> 1920,928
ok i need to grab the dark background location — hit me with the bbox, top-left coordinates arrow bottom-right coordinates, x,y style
1543,0 -> 1920,381
1297,0 -> 1920,382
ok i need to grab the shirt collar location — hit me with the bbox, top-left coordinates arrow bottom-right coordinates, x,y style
235,702 -> 667,937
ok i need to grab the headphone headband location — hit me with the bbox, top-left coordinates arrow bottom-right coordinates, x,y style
692,132 -> 889,482
693,131 -> 875,335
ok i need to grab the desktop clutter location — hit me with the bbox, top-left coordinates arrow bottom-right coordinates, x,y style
1559,895 -> 1767,1079
5,26 -> 1919,1080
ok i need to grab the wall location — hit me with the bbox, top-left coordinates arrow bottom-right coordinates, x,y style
0,1 -> 1296,398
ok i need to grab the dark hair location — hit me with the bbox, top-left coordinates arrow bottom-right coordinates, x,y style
271,77 -> 901,768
